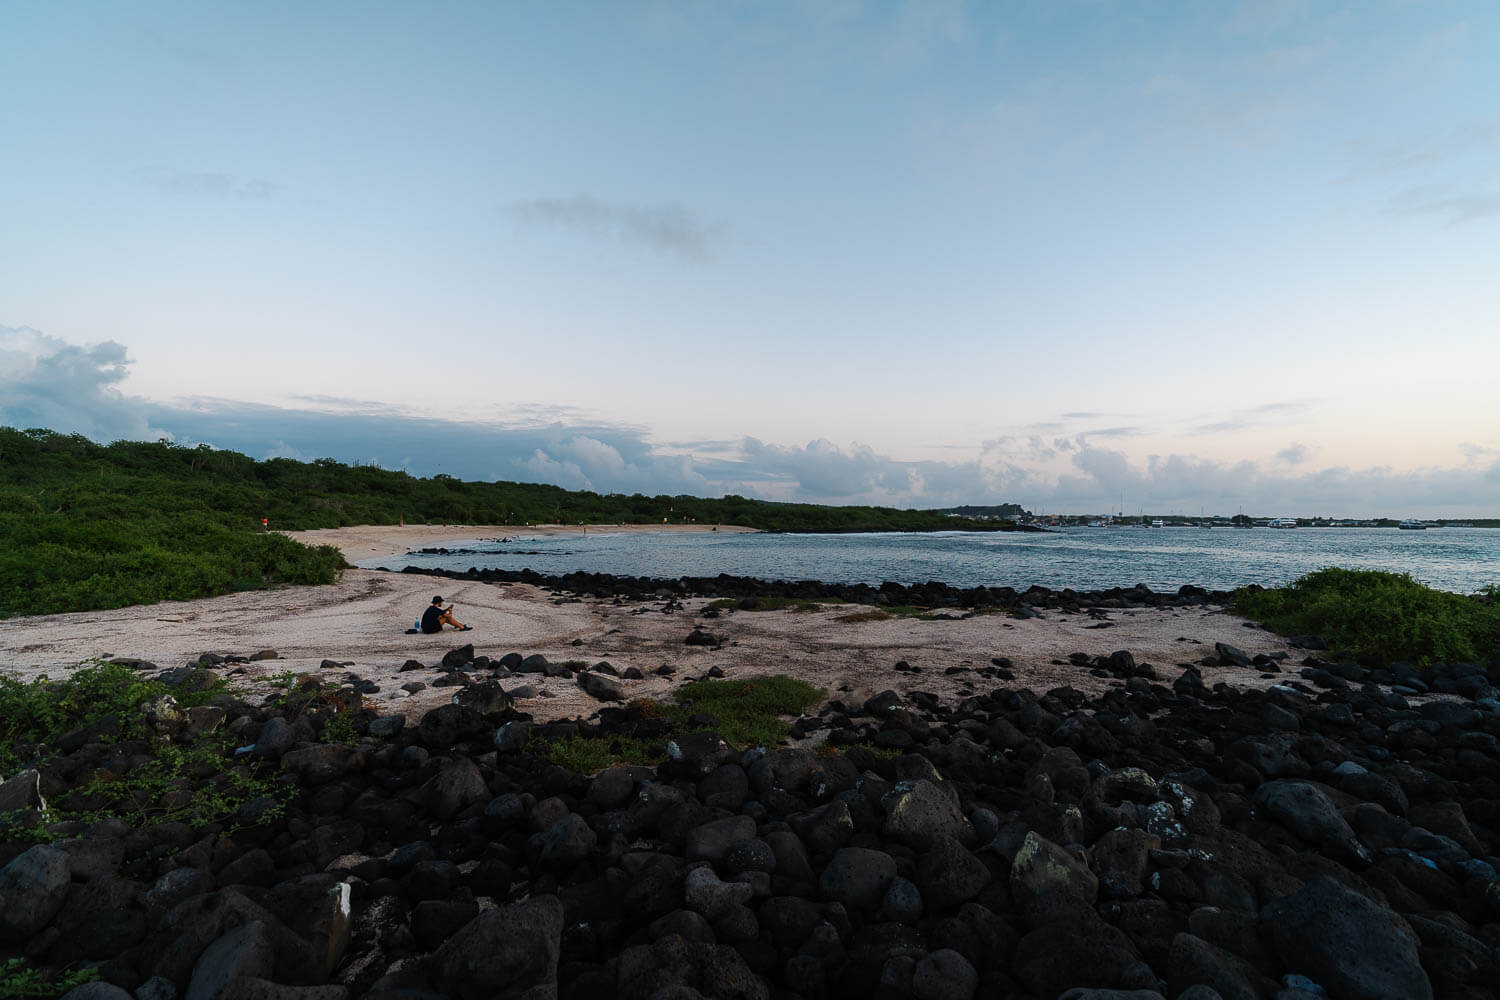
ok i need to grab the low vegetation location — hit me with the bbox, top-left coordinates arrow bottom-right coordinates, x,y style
705,596 -> 843,613
1,426 -> 1017,618
0,958 -> 98,999
0,661 -> 291,842
1232,568 -> 1500,666
709,598 -> 993,623
537,675 -> 824,773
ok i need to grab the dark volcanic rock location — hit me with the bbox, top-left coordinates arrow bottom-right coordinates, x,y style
10,573 -> 1498,1000
1014,918 -> 1141,997
0,845 -> 72,942
1261,877 -> 1433,1000
432,895 -> 564,1000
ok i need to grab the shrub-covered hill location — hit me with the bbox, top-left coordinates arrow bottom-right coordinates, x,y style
0,427 -> 1017,617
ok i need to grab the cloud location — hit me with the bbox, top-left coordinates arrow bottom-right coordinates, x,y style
1388,22 -> 1469,85
1188,400 -> 1314,434
509,196 -> 727,261
1344,119 -> 1500,179
1387,184 -> 1500,226
153,171 -> 278,199
0,325 -> 170,442
5,327 -> 1498,518
1077,426 -> 1142,441
1224,0 -> 1310,35
1276,442 -> 1311,465
884,0 -> 968,64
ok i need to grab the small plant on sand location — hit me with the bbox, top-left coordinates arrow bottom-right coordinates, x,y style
706,597 -> 842,613
0,957 -> 98,999
267,669 -> 302,690
1232,567 -> 1500,666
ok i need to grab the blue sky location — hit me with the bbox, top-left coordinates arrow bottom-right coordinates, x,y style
3,1 -> 1498,516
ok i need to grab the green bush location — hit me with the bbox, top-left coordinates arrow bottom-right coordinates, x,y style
1232,567 -> 1500,666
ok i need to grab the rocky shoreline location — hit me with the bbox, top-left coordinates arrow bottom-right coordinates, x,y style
395,564 -> 1242,615
3,574 -> 1499,999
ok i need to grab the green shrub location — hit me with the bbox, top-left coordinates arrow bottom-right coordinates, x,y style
1232,567 -> 1500,666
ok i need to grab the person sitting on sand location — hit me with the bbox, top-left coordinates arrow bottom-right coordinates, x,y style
420,595 -> 470,633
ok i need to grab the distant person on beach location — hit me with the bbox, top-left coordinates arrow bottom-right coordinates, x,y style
419,596 -> 470,633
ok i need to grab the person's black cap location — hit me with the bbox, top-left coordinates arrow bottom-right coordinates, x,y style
432,595 -> 443,604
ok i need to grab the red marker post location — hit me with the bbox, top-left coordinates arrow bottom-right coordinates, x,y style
261,517 -> 268,532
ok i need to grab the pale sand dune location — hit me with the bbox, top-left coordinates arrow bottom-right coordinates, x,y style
0,524 -> 1302,723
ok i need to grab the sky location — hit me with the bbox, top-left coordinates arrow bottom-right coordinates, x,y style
3,0 -> 1498,518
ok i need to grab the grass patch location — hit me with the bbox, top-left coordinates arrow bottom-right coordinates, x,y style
671,676 -> 825,747
1232,568 -> 1500,666
536,674 -> 825,774
541,734 -> 623,775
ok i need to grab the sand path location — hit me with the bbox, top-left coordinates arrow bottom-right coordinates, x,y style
0,524 -> 1303,722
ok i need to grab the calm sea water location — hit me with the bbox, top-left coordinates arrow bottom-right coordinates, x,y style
362,526 -> 1500,595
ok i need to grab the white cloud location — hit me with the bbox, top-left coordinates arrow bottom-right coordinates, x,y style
0,325 -> 170,442
4,326 -> 1497,518
509,196 -> 727,262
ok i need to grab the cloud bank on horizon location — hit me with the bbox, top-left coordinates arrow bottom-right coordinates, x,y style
4,326 -> 1497,519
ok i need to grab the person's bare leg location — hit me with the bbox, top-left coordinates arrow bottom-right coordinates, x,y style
439,610 -> 467,630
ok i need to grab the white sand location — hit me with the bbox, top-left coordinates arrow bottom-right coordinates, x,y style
0,524 -> 1303,721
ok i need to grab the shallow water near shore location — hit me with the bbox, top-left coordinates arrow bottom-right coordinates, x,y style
366,524 -> 1500,594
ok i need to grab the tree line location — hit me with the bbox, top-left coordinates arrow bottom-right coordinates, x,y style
0,427 -> 1016,617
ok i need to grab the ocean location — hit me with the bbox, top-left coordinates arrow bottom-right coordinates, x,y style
361,525 -> 1500,596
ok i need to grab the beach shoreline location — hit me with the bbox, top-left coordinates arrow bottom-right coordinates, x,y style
0,522 -> 1305,726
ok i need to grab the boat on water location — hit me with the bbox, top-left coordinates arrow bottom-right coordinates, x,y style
1267,518 -> 1297,529
1398,519 -> 1429,530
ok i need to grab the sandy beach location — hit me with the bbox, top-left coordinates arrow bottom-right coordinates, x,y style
296,521 -> 759,562
0,524 -> 1304,722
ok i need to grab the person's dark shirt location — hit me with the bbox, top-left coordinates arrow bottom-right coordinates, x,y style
420,605 -> 443,634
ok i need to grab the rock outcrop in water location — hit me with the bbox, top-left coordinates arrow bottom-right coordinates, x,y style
5,628 -> 1500,998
